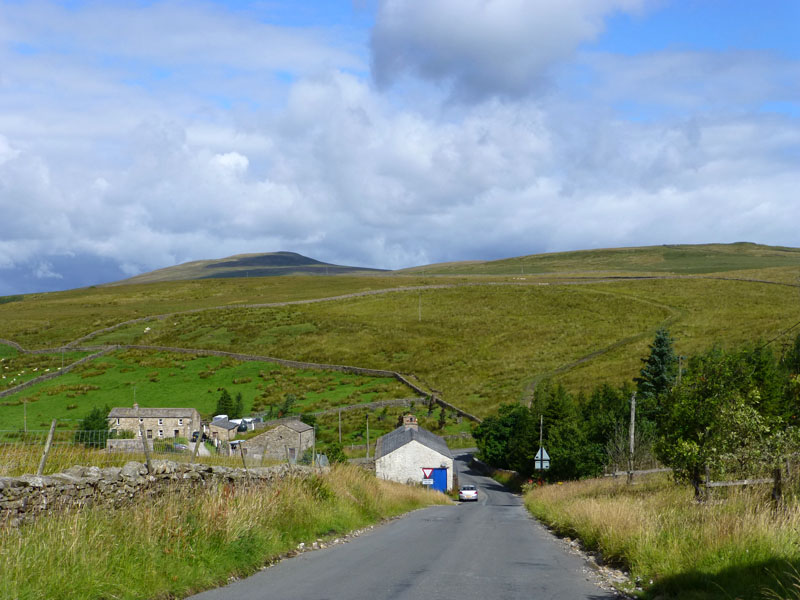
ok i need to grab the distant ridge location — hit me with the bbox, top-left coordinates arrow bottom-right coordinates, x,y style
110,251 -> 387,285
397,242 -> 800,276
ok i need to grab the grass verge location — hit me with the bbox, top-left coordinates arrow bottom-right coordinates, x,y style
523,474 -> 800,599
1,464 -> 449,600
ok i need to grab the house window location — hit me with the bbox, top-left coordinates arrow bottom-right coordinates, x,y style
116,418 -> 120,425
158,430 -> 163,438
139,418 -> 143,423
146,430 -> 153,439
158,418 -> 163,425
178,418 -> 183,425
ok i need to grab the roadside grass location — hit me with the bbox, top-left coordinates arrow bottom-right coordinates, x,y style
1,464 -> 450,600
524,474 -> 800,599
0,349 -> 409,429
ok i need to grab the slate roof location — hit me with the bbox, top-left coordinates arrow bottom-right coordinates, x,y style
282,420 -> 313,433
374,426 -> 452,460
109,407 -> 199,419
209,418 -> 239,431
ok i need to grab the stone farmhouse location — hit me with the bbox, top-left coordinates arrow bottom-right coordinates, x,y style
108,404 -> 201,441
240,420 -> 314,463
375,415 -> 453,492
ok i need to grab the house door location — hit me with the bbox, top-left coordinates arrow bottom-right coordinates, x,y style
431,468 -> 447,492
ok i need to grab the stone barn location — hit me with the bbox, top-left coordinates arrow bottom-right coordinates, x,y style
240,420 -> 314,463
375,415 -> 453,492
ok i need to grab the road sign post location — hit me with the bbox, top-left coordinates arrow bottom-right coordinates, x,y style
422,467 -> 434,485
534,447 -> 550,470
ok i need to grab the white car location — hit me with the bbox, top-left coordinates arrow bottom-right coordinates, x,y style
458,484 -> 478,502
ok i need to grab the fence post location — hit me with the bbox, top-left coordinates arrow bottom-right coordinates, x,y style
190,434 -> 201,464
772,466 -> 783,506
36,419 -> 58,476
138,422 -> 153,474
239,443 -> 249,478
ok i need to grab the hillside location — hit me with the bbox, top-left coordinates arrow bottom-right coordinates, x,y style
110,251 -> 386,285
399,242 -> 800,275
1,242 -> 799,426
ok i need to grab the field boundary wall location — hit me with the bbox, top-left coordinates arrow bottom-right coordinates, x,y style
0,459 -> 311,527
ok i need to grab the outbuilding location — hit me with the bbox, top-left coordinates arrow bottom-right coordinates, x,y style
240,420 -> 314,463
375,415 -> 453,492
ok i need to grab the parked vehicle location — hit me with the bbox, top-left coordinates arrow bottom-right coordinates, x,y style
458,484 -> 478,502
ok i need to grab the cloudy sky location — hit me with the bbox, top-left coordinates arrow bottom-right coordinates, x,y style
1,0 -> 798,294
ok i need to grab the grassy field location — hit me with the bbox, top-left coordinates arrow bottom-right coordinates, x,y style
1,243 -> 798,419
0,349 -> 410,429
75,278 -> 800,412
0,275 -> 443,349
524,473 -> 800,599
400,243 -> 800,275
1,465 -> 450,600
0,350 -> 93,392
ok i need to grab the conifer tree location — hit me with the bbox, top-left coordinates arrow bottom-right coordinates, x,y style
215,388 -> 234,417
635,328 -> 678,420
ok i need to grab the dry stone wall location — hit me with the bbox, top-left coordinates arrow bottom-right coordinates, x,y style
0,459 -> 313,527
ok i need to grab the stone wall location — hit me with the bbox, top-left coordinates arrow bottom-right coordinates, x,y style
0,460 -> 312,527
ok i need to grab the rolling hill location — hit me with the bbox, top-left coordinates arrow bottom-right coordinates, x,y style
399,242 -> 800,276
1,241 -> 799,424
109,251 -> 387,285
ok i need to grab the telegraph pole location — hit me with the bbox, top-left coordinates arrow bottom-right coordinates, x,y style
338,408 -> 342,444
628,392 -> 636,484
366,415 -> 370,459
539,414 -> 543,450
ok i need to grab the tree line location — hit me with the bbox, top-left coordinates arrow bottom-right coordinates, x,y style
473,328 -> 800,491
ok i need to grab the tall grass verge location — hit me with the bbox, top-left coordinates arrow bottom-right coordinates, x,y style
1,464 -> 449,600
524,474 -> 800,599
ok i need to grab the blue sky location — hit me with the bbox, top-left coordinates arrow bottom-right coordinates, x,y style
0,0 -> 798,294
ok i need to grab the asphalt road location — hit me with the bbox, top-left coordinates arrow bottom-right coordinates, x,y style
188,453 -> 617,600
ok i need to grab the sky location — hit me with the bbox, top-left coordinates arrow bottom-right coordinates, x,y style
0,0 -> 798,295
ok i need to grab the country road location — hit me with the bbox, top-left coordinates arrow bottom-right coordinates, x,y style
188,452 -> 619,600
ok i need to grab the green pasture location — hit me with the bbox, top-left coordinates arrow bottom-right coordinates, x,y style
554,277 -> 800,393
0,350 -> 92,392
0,349 -> 410,430
0,244 -> 798,421
56,276 -> 800,416
83,284 -> 673,416
0,275 -> 445,349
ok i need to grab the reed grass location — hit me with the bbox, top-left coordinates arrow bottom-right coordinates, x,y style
524,474 -> 800,599
1,464 -> 449,600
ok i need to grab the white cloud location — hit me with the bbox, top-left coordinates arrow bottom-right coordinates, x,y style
0,1 -> 798,294
33,261 -> 62,280
371,0 -> 650,101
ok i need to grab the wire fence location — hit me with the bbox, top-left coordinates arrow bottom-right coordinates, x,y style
0,427 -> 285,477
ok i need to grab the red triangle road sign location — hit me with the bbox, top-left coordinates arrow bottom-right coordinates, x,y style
422,468 -> 434,478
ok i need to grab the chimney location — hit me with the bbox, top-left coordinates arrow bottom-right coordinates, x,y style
403,414 -> 418,430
